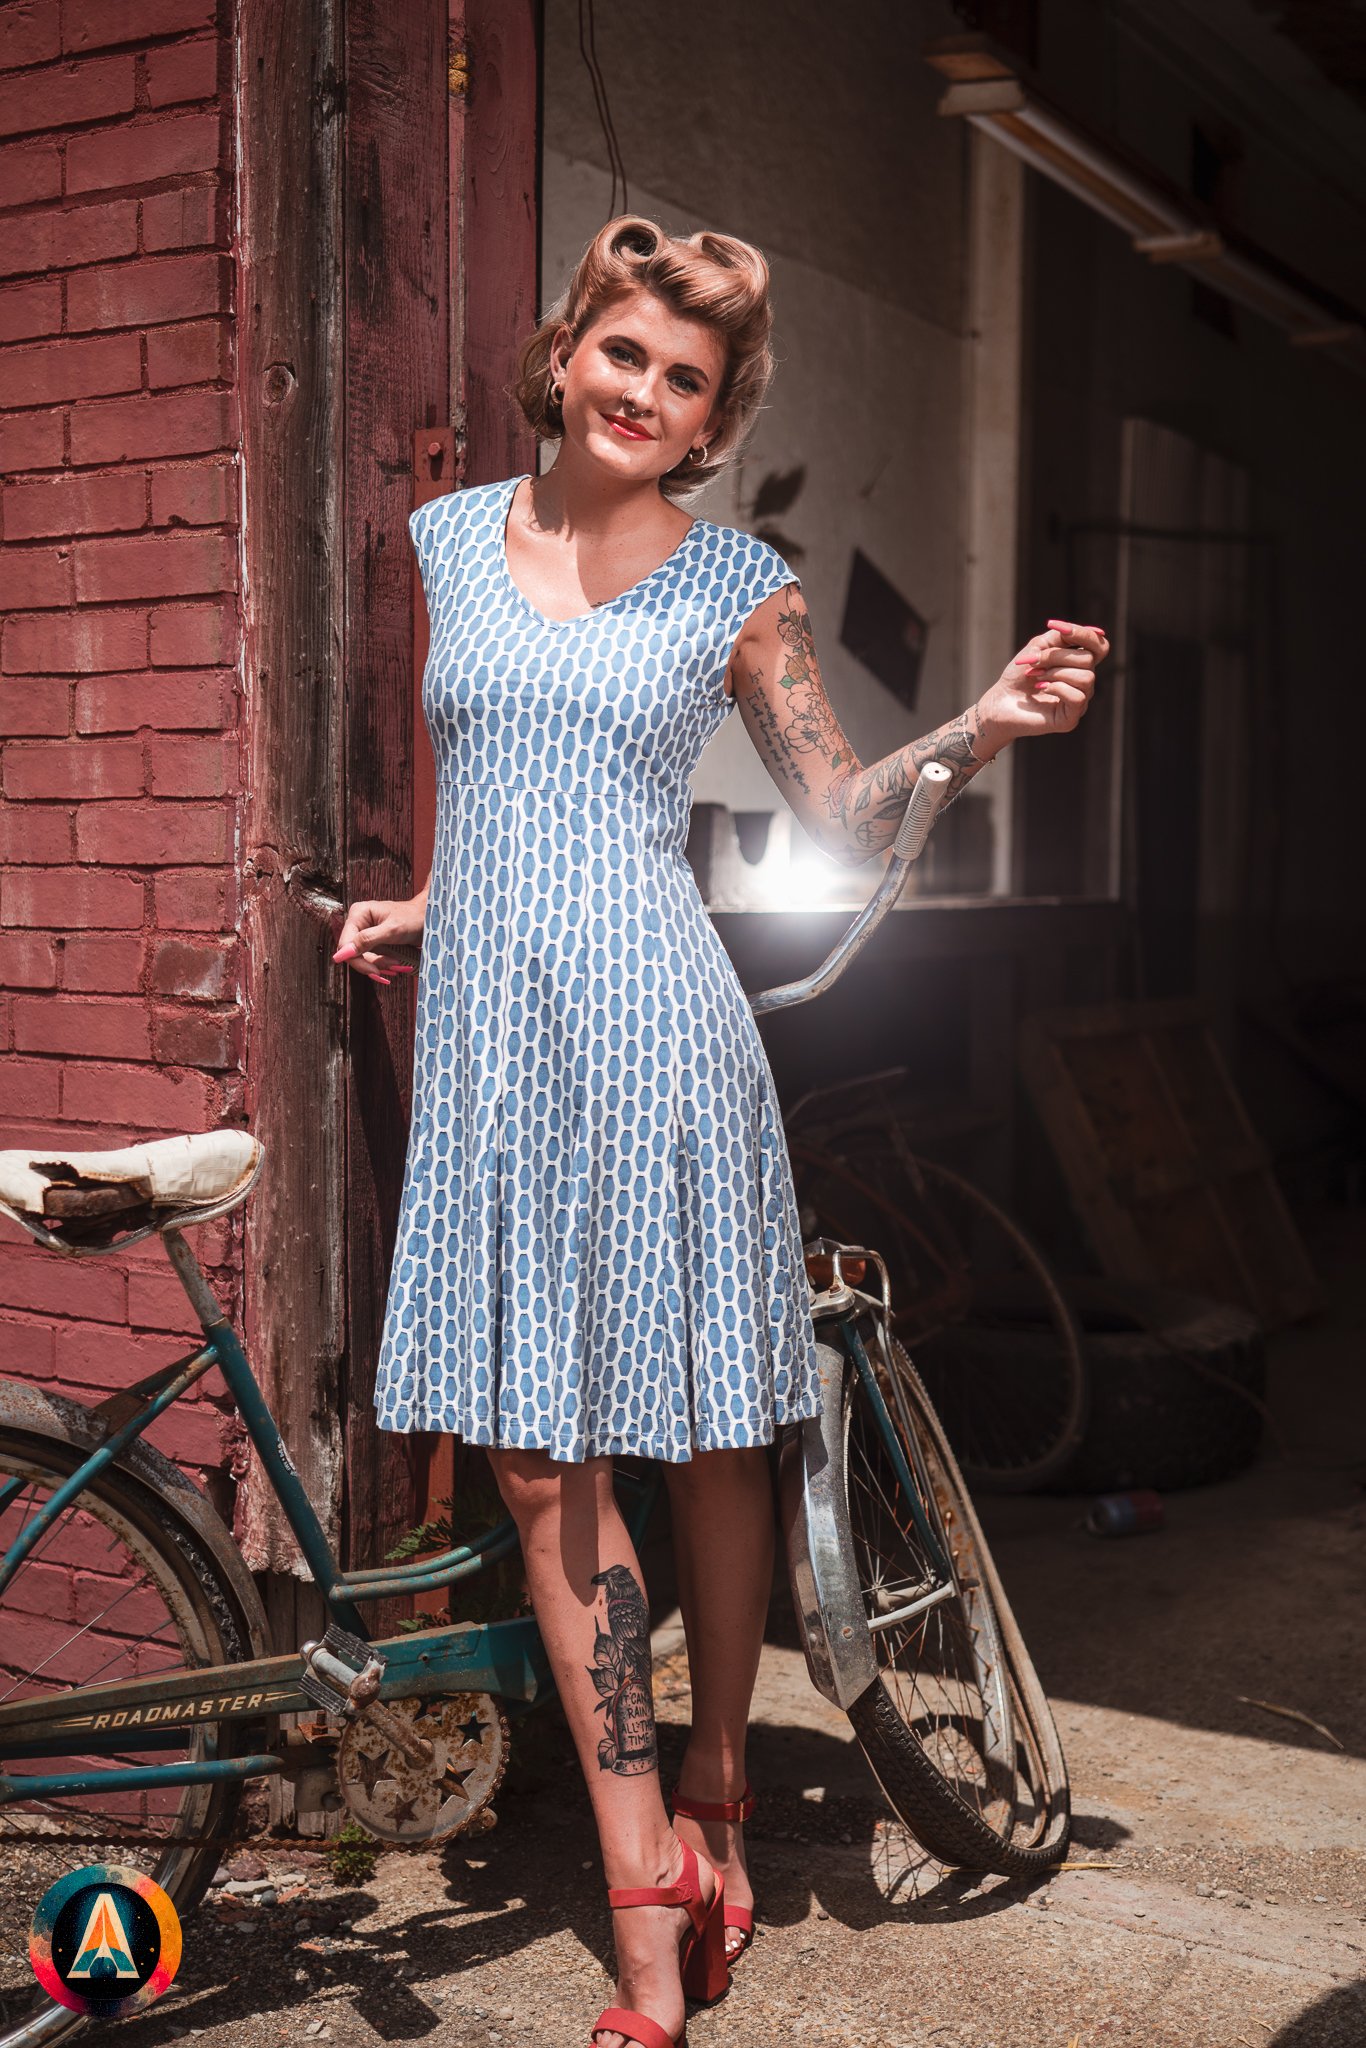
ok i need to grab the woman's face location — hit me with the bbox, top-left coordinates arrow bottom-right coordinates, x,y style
550,286 -> 726,483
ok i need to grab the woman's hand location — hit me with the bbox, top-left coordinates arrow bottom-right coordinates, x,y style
974,619 -> 1109,755
331,894 -> 426,986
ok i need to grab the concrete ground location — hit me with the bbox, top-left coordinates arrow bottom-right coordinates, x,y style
121,1204 -> 1366,2048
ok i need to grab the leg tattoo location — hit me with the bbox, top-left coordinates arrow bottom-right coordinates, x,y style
589,1564 -> 658,1776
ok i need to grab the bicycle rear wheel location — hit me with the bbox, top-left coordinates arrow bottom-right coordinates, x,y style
0,1407 -> 260,2048
842,1330 -> 1071,1873
793,1139 -> 1087,1492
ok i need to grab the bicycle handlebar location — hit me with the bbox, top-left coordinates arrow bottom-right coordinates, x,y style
748,760 -> 955,1019
892,757 -> 955,863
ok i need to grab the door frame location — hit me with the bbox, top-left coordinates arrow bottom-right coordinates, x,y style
237,0 -> 540,1595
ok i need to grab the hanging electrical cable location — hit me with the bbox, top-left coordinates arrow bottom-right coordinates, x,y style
578,0 -> 629,217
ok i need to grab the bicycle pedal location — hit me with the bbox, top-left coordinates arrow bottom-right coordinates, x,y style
299,1624 -> 386,1718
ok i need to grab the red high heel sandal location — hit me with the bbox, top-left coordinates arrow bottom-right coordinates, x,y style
589,1838 -> 728,2048
670,1781 -> 757,1965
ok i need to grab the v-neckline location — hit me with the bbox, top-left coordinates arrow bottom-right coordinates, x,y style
496,475 -> 701,628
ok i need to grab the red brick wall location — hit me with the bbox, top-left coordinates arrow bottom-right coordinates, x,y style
0,0 -> 244,1506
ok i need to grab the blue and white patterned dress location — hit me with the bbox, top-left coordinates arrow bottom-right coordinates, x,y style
373,473 -> 822,1462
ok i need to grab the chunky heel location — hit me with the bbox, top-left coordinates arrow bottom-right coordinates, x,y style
679,1868 -> 729,2004
671,1780 -> 758,1968
590,1838 -> 727,2047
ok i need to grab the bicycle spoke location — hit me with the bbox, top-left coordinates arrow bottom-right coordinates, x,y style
0,1572 -> 170,1704
838,1337 -> 1018,1839
0,1426 -> 254,2042
800,1275 -> 1073,1874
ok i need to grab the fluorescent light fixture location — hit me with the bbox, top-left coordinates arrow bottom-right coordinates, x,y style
926,38 -> 1366,377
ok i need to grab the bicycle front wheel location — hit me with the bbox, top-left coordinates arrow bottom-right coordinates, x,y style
842,1332 -> 1071,1873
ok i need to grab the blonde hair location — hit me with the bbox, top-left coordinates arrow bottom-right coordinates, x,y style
514,214 -> 776,499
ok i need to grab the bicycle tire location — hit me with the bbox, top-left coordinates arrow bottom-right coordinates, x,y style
843,1334 -> 1071,1873
833,1322 -> 1014,1855
793,1140 -> 1088,1492
0,1409 -> 260,2048
1042,1279 -> 1267,1492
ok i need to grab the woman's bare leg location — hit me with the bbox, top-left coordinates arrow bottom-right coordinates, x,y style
486,1448 -> 716,2048
661,1446 -> 774,1957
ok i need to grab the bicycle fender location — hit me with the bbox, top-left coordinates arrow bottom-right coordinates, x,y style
778,1339 -> 878,1710
0,1375 -> 270,1661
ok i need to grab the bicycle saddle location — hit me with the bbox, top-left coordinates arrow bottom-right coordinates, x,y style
0,1129 -> 263,1235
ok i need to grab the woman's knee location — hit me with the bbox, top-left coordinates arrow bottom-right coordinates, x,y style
663,1444 -> 772,1498
485,1446 -> 607,1530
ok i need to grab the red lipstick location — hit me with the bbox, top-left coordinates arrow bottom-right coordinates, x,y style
603,413 -> 652,441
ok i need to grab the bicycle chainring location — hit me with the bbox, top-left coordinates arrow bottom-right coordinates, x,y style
336,1692 -> 508,1845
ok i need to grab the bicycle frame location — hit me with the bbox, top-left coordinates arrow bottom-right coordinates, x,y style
781,1245 -> 958,1711
0,1228 -> 658,1797
2,765 -> 957,1810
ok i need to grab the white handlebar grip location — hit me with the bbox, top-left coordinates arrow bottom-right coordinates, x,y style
892,760 -> 954,863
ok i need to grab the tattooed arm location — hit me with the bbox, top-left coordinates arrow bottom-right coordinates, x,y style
728,585 -> 1108,868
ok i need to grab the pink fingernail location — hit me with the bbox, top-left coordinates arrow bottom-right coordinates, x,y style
376,976 -> 393,986
333,944 -> 356,962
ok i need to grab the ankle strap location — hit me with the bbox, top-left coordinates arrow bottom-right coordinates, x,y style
607,1838 -> 703,1914
607,1879 -> 690,1908
671,1779 -> 756,1824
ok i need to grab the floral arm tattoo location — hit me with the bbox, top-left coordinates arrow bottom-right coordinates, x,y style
740,586 -> 992,866
830,706 -> 990,862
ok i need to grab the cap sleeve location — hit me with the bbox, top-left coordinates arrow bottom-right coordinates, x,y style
733,529 -> 801,612
706,527 -> 802,703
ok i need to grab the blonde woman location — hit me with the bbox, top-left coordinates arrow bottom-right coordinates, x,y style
334,217 -> 1106,2048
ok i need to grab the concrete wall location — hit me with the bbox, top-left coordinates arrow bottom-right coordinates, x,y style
544,0 -> 1366,946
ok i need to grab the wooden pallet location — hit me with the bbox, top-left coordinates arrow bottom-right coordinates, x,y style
1019,999 -> 1320,1328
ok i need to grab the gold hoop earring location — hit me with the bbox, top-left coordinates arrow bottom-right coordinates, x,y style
550,381 -> 565,408
689,444 -> 708,466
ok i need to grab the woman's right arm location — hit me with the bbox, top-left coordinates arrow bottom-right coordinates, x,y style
729,586 -> 1105,867
332,878 -> 429,986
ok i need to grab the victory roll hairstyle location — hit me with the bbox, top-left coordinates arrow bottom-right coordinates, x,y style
515,215 -> 777,499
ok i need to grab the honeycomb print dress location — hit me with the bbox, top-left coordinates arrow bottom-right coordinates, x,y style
373,474 -> 823,1462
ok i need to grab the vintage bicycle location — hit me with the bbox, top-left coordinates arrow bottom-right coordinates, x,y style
0,761 -> 1069,2046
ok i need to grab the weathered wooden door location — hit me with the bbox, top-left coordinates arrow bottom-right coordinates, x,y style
409,1 -> 541,1544
236,0 -> 539,1642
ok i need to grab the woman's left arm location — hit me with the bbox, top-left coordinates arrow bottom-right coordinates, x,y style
729,584 -> 1109,867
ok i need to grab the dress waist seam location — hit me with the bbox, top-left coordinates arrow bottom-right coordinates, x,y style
445,777 -> 679,795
